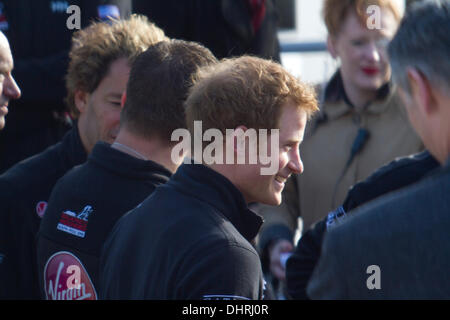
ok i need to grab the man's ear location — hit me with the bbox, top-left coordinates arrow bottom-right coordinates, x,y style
327,35 -> 338,59
74,90 -> 89,114
406,67 -> 437,115
121,91 -> 127,108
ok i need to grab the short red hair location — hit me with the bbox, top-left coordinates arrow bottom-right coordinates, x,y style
322,0 -> 402,36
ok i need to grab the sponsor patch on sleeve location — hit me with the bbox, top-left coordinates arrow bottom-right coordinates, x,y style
325,206 -> 347,229
36,201 -> 48,218
57,205 -> 93,238
44,251 -> 97,300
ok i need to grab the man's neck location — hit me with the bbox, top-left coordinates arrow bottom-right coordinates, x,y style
208,162 -> 253,204
77,116 -> 93,154
112,129 -> 180,173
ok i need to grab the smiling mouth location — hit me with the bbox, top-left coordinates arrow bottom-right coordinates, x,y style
274,175 -> 288,184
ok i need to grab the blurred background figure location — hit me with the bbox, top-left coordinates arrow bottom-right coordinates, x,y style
0,0 -> 131,173
132,0 -> 280,61
254,0 -> 424,299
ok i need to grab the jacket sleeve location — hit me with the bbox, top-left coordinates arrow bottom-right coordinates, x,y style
285,218 -> 326,299
0,180 -> 15,299
175,243 -> 264,300
306,225 -> 348,299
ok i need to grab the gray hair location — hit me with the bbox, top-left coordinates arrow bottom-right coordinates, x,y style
388,0 -> 450,95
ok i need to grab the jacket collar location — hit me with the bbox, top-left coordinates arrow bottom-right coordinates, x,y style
169,161 -> 263,241
61,124 -> 88,168
88,142 -> 172,183
321,70 -> 395,120
444,156 -> 450,168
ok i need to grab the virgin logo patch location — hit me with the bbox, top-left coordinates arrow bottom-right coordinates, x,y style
44,251 -> 97,300
57,205 -> 93,238
36,201 -> 48,218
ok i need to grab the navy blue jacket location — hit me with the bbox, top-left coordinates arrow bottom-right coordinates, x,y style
286,151 -> 440,299
307,156 -> 450,299
36,142 -> 171,300
100,162 -> 265,300
0,127 -> 86,299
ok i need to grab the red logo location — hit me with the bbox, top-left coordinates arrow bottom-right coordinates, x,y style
57,206 -> 93,238
44,251 -> 97,300
36,201 -> 48,218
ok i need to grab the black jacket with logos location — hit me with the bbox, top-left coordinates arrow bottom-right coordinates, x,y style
0,0 -> 131,173
286,150 -> 440,299
0,126 -> 87,299
36,142 -> 172,300
100,162 -> 265,300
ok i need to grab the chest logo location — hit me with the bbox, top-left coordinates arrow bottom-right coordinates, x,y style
44,251 -> 97,300
36,201 -> 48,218
57,205 -> 93,238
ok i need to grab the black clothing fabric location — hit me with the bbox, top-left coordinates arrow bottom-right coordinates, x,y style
36,142 -> 171,300
100,162 -> 265,300
0,0 -> 131,173
0,126 -> 87,299
286,150 -> 440,299
132,0 -> 280,61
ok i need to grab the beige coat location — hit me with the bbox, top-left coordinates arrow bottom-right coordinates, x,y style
256,73 -> 424,248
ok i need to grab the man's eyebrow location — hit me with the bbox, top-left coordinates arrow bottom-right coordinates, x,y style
106,93 -> 123,99
0,62 -> 12,74
284,139 -> 302,145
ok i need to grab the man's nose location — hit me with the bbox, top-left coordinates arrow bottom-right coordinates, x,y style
288,150 -> 304,174
5,74 -> 21,100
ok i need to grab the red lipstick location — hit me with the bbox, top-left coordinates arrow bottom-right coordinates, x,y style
361,67 -> 380,76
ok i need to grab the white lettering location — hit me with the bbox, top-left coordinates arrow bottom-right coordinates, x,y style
66,265 -> 81,290
170,123 -> 280,175
47,262 -> 92,300
66,5 -> 81,30
366,265 -> 381,290
227,304 -> 269,316
171,129 -> 191,164
366,5 -> 381,30
183,305 -> 216,317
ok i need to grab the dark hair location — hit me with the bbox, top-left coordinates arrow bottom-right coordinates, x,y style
120,39 -> 218,142
388,0 -> 450,94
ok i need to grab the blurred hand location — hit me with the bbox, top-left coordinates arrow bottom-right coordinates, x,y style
268,239 -> 293,281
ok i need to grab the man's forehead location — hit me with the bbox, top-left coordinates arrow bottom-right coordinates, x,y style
0,35 -> 13,71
